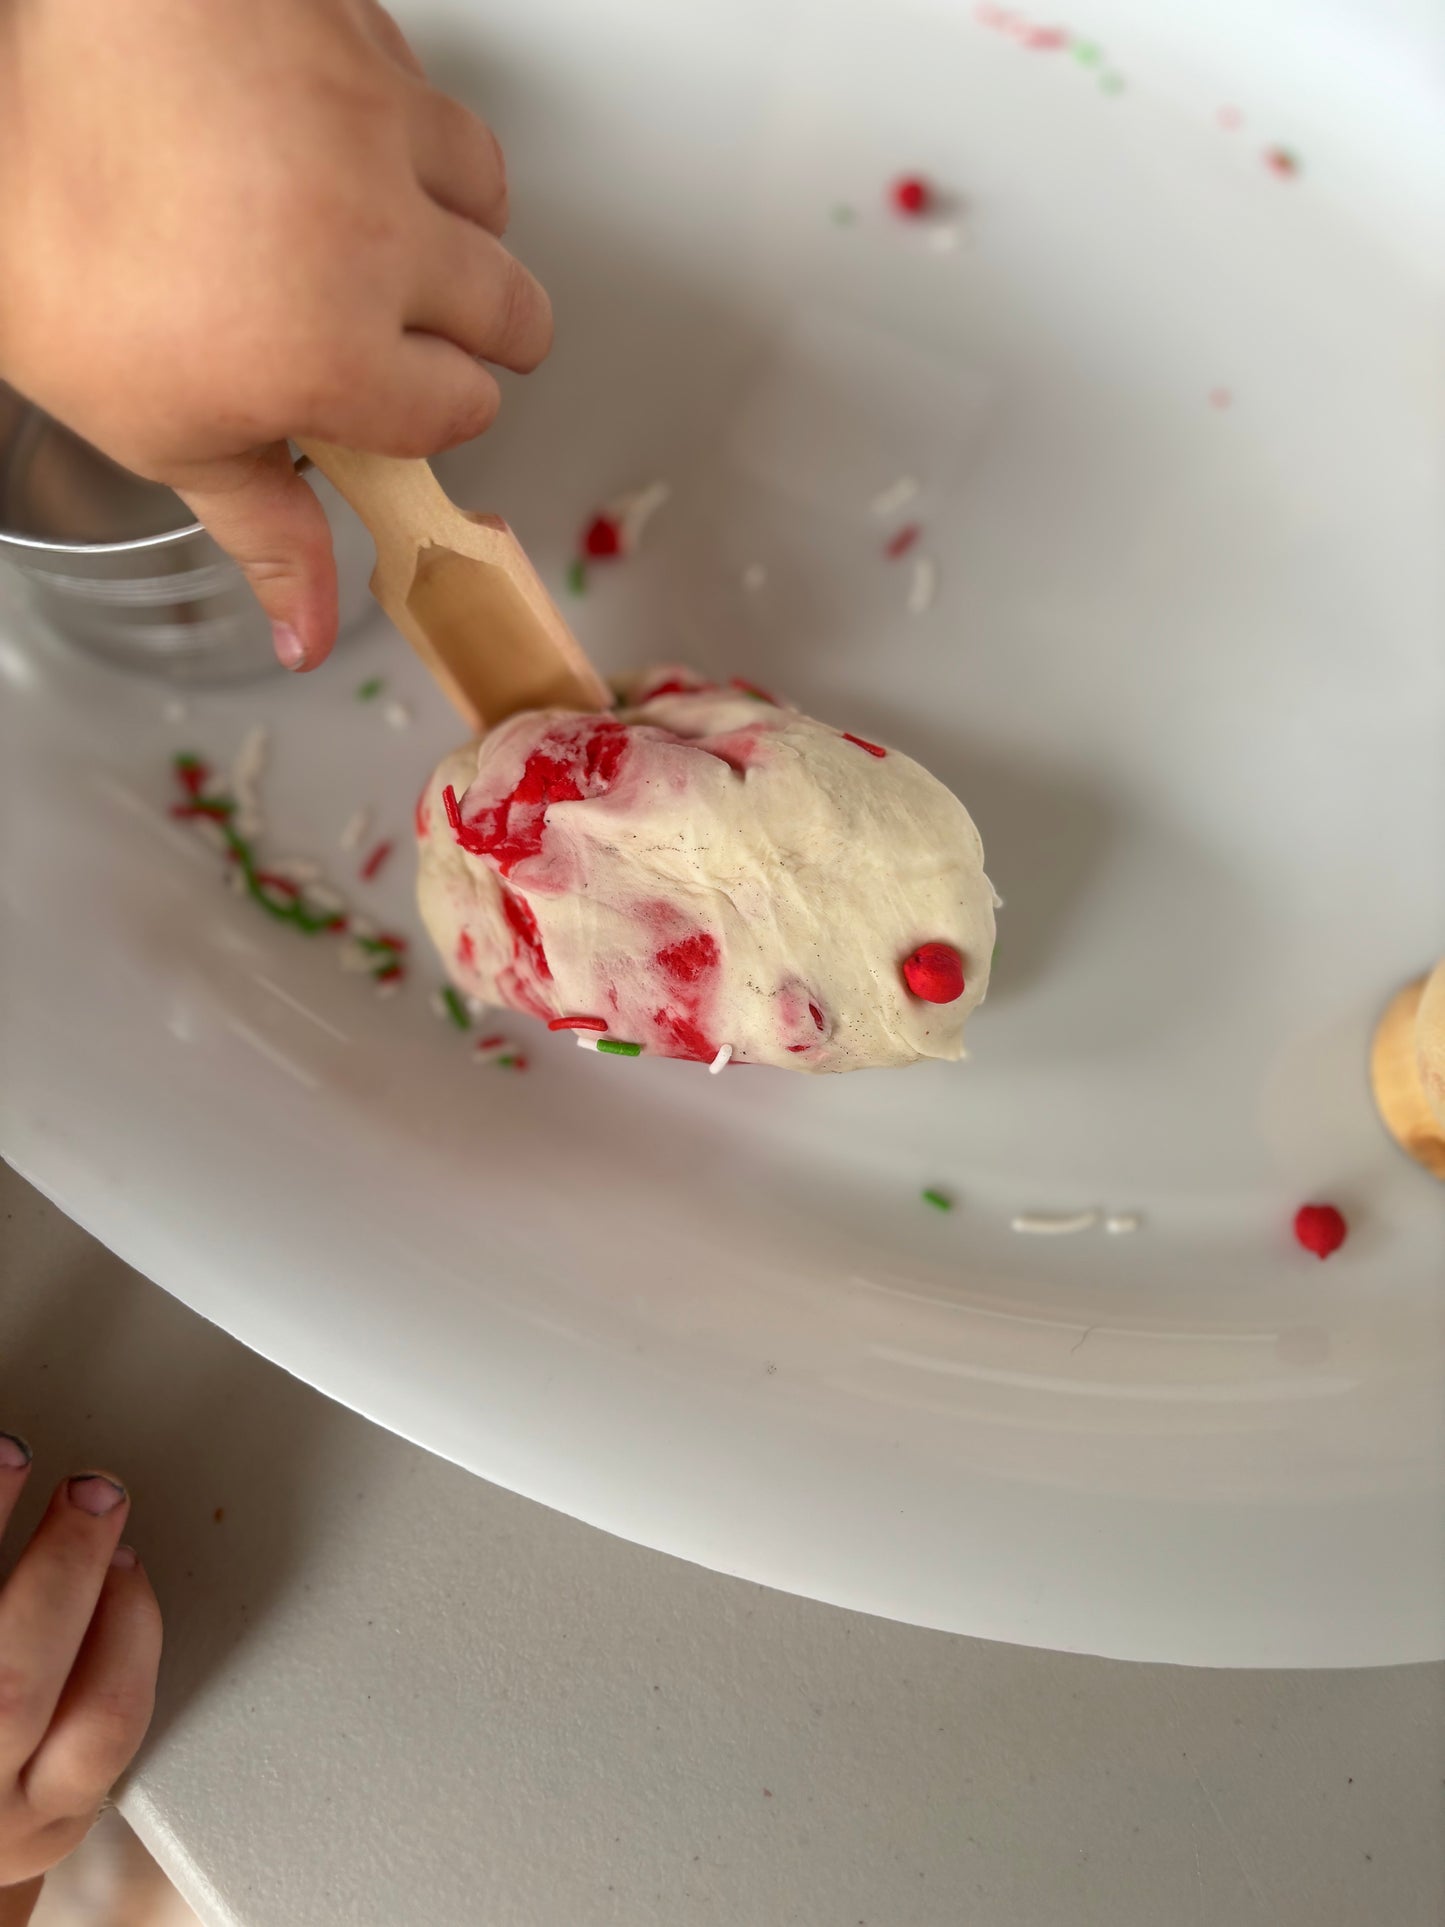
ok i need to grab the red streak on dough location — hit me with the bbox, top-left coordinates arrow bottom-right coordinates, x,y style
458,718 -> 630,876
651,928 -> 720,1061
456,930 -> 475,967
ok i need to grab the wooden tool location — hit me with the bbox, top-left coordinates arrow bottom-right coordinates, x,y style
299,442 -> 612,733
1370,958 -> 1445,1181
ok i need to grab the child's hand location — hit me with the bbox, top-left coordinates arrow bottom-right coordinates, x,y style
0,1435 -> 161,1907
0,0 -> 551,670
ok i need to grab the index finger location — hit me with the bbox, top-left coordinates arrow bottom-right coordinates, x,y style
0,1474 -> 130,1777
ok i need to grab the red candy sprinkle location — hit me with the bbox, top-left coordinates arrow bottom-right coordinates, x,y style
359,838 -> 393,881
547,1015 -> 609,1032
583,514 -> 623,558
442,783 -> 462,834
1293,1203 -> 1347,1260
842,732 -> 887,759
885,523 -> 921,559
902,942 -> 966,1004
892,176 -> 931,217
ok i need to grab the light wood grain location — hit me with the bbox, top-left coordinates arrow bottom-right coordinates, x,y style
300,444 -> 611,733
1370,961 -> 1445,1181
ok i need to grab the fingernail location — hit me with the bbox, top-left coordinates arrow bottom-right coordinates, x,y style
110,1544 -> 139,1571
68,1473 -> 127,1516
272,621 -> 307,670
0,1431 -> 32,1470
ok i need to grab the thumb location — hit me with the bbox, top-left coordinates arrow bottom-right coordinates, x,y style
173,445 -> 339,671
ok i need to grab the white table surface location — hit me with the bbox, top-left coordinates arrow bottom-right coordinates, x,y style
2,1158 -> 1442,1927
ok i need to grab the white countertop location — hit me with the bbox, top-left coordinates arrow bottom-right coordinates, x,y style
3,1157 -> 1442,1927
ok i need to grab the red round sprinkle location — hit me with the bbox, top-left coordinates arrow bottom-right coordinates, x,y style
583,514 -> 623,558
892,176 -> 930,217
547,1015 -> 609,1032
842,732 -> 887,758
902,942 -> 965,1004
1292,1203 -> 1347,1260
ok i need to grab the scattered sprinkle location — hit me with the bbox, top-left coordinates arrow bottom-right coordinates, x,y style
841,732 -> 887,759
359,838 -> 394,882
356,677 -> 384,702
432,986 -> 470,1030
1209,388 -> 1233,409
229,726 -> 269,834
742,563 -> 768,592
1072,40 -> 1103,66
902,942 -> 965,1004
921,1188 -> 953,1212
1104,1213 -> 1141,1235
610,480 -> 671,552
871,476 -> 920,518
442,784 -> 463,834
497,1054 -> 528,1072
169,755 -> 347,938
906,556 -> 937,614
885,523 -> 922,560
1293,1202 -> 1346,1260
708,1044 -> 733,1075
891,175 -> 931,217
547,1015 -> 609,1032
583,513 -> 622,558
578,1035 -> 642,1057
1265,146 -> 1300,178
383,701 -> 411,730
566,558 -> 588,596
339,808 -> 371,852
1011,1210 -> 1100,1236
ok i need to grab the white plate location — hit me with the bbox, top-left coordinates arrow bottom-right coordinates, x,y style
3,0 -> 1443,1666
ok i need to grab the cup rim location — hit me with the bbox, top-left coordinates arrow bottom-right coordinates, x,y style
0,515 -> 207,558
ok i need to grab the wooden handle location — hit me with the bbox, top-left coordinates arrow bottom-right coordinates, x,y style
298,441 -> 612,734
299,443 -> 460,552
1371,961 -> 1445,1181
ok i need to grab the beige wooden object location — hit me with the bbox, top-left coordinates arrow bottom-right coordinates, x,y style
299,443 -> 612,733
1370,957 -> 1445,1181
